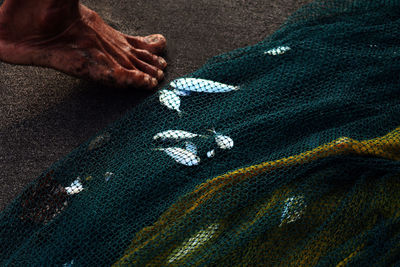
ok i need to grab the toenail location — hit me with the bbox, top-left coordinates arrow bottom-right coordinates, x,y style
159,58 -> 167,67
145,36 -> 159,43
157,70 -> 163,79
151,78 -> 158,87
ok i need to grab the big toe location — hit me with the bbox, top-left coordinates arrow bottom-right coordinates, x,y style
126,34 -> 167,54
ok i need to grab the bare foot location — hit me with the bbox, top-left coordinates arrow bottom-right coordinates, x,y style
0,1 -> 167,89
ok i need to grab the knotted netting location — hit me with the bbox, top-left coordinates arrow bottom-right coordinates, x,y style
1,0 -> 400,266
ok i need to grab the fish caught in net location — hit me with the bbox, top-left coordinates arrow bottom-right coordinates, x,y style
1,0 -> 400,266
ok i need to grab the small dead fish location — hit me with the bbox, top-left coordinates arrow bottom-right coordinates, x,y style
185,142 -> 197,155
279,195 -> 306,227
264,46 -> 291,56
153,130 -> 206,141
155,147 -> 200,166
168,223 -> 219,263
170,78 -> 239,93
65,178 -> 84,195
104,172 -> 115,182
209,129 -> 234,150
88,133 -> 111,151
207,149 -> 216,158
173,89 -> 192,96
216,135 -> 234,150
159,90 -> 181,113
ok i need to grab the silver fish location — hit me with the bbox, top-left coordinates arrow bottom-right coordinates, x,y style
88,132 -> 111,151
170,78 -> 239,93
159,90 -> 181,113
185,142 -> 198,155
209,129 -> 234,150
153,130 -> 205,141
65,178 -> 84,195
215,135 -> 234,150
155,147 -> 200,166
207,149 -> 216,158
168,223 -> 219,263
264,46 -> 291,56
104,172 -> 115,182
279,195 -> 306,227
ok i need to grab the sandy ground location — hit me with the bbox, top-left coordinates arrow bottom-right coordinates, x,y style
0,0 -> 311,210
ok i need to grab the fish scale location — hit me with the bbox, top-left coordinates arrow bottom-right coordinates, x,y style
159,90 -> 181,113
155,147 -> 200,166
153,130 -> 205,141
170,78 -> 239,93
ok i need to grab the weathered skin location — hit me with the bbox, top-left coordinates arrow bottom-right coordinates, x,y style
0,0 -> 167,89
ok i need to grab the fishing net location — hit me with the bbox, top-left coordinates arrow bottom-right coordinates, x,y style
1,0 -> 400,266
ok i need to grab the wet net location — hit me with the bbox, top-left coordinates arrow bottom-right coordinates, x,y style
1,0 -> 400,266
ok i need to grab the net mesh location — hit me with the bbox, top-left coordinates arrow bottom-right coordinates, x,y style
2,0 -> 400,266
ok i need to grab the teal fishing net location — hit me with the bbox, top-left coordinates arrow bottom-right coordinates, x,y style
1,0 -> 400,266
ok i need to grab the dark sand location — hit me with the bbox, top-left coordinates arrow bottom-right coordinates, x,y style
0,0 -> 311,210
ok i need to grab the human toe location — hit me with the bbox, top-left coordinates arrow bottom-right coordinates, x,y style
126,34 -> 166,54
130,48 -> 167,70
